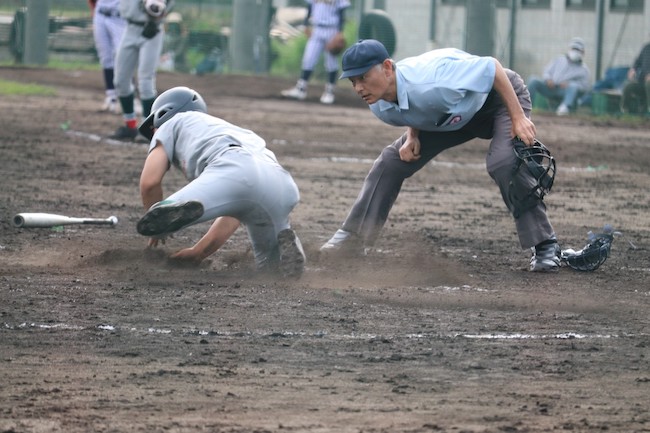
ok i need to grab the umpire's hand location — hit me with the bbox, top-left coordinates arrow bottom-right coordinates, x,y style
400,128 -> 421,162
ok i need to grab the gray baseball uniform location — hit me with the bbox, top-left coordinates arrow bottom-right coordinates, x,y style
114,0 -> 174,101
149,111 -> 300,269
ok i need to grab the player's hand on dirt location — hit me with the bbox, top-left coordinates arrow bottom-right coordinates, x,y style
399,133 -> 421,162
168,247 -> 203,266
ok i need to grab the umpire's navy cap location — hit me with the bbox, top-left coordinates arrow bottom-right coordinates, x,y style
340,39 -> 390,79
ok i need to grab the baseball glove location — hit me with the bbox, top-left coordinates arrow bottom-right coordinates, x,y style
142,20 -> 160,39
143,0 -> 166,18
561,225 -> 615,271
326,33 -> 347,55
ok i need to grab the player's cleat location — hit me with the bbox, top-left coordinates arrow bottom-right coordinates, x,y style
277,228 -> 306,279
109,126 -> 139,141
137,200 -> 204,237
320,84 -> 335,105
102,96 -> 119,113
281,86 -> 307,101
529,240 -> 561,272
320,90 -> 335,105
319,229 -> 365,256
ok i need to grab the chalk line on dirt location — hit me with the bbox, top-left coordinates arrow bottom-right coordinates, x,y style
3,321 -> 637,341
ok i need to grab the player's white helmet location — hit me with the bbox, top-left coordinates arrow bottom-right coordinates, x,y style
143,0 -> 167,18
139,87 -> 207,140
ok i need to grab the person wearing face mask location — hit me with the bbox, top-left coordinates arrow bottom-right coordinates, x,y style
526,37 -> 591,116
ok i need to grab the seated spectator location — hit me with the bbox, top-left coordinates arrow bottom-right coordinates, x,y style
621,41 -> 650,114
527,37 -> 591,116
578,66 -> 629,107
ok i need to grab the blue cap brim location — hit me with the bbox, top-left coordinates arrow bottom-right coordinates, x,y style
339,64 -> 376,80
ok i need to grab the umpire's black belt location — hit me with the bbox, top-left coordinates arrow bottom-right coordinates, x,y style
128,19 -> 147,26
98,7 -> 120,18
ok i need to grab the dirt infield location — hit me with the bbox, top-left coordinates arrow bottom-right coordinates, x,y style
1,67 -> 649,433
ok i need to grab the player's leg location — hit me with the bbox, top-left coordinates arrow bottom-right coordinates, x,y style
92,14 -> 116,112
320,27 -> 340,104
137,31 -> 164,117
110,25 -> 140,139
137,159 -> 244,238
242,155 -> 304,276
281,28 -> 327,100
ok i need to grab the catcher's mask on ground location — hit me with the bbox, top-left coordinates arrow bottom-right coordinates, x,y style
139,86 -> 207,140
561,227 -> 615,271
507,138 -> 556,217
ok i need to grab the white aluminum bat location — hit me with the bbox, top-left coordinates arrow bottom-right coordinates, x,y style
13,213 -> 118,228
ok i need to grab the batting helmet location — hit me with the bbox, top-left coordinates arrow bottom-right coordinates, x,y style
139,86 -> 207,140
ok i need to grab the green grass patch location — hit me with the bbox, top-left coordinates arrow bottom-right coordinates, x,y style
0,78 -> 56,96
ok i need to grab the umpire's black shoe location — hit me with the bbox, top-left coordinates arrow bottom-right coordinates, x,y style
137,200 -> 204,237
529,240 -> 561,272
109,126 -> 139,141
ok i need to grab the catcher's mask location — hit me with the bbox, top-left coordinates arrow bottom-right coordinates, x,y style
561,227 -> 615,271
507,138 -> 556,217
139,86 -> 207,140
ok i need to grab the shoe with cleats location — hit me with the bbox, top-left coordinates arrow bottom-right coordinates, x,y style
109,126 -> 138,141
281,86 -> 307,101
319,229 -> 365,256
137,200 -> 204,237
277,228 -> 306,278
320,84 -> 335,104
529,240 -> 561,272
102,96 -> 119,113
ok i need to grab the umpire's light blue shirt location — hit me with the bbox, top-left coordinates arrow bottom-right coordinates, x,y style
370,48 -> 496,132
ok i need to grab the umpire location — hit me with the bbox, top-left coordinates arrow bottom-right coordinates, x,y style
320,39 -> 561,272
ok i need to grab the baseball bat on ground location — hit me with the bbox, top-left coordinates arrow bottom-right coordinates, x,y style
13,213 -> 118,228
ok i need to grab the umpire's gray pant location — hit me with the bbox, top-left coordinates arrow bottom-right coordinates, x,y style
340,69 -> 556,250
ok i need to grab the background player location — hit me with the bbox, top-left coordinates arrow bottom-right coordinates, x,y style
87,0 -> 126,113
110,0 -> 174,140
136,86 -> 306,278
281,0 -> 350,105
